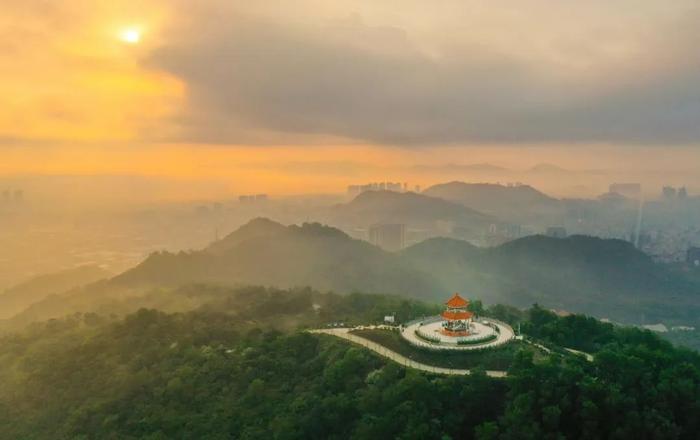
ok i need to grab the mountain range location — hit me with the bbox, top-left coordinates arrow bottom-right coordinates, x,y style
3,217 -> 698,329
402,235 -> 699,322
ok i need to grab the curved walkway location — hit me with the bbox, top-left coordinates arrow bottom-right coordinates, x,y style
309,327 -> 507,378
518,336 -> 594,362
565,347 -> 595,362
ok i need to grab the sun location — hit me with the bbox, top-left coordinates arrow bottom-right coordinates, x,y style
119,27 -> 142,44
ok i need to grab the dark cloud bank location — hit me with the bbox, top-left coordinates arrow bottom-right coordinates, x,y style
148,4 -> 700,146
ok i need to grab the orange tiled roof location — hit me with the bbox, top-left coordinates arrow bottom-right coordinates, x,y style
441,310 -> 473,320
445,292 -> 469,308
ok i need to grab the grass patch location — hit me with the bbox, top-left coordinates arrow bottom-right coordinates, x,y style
350,328 -> 544,370
457,334 -> 498,345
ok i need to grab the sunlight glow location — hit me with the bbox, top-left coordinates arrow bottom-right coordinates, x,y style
119,28 -> 142,44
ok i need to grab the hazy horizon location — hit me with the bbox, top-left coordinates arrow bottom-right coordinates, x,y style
2,144 -> 699,205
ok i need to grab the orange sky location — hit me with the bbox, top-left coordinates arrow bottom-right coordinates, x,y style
2,1 -> 699,198
0,2 -> 181,142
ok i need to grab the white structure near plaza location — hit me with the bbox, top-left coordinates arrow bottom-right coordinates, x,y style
401,293 -> 515,351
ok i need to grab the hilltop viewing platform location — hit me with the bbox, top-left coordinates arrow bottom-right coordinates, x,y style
401,293 -> 515,350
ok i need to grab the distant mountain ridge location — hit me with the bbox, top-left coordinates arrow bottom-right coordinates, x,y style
412,163 -> 511,173
424,181 -> 557,206
328,190 -> 496,243
423,181 -> 562,223
528,163 -> 570,173
0,266 -> 111,319
330,190 -> 493,229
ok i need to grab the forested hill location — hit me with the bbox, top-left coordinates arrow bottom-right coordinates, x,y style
114,218 -> 700,325
5,218 -> 699,329
403,235 -> 700,324
1,288 -> 700,439
112,219 -> 439,297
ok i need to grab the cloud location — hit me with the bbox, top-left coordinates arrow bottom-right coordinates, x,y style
146,0 -> 700,146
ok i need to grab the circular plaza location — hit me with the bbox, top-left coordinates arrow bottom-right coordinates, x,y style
401,293 -> 515,351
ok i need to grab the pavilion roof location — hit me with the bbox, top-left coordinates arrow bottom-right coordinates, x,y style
445,292 -> 469,309
441,310 -> 473,320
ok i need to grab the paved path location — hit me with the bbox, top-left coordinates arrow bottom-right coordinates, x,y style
309,327 -> 508,378
564,347 -> 594,362
518,336 -> 594,362
518,336 -> 551,353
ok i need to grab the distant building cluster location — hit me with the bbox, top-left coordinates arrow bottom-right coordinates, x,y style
661,186 -> 688,200
634,227 -> 700,263
347,182 -> 413,196
2,188 -> 24,203
688,247 -> 700,267
369,223 -> 406,252
239,194 -> 268,204
194,202 -> 224,216
484,223 -> 524,247
600,183 -> 692,203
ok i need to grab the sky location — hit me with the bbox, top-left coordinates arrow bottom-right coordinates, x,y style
2,0 -> 700,197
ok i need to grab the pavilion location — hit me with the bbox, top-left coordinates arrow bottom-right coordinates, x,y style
441,292 -> 474,336
400,292 -> 515,350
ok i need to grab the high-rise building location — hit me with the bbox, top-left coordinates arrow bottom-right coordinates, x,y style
661,186 -> 689,201
662,186 -> 677,199
687,247 -> 700,267
369,223 -> 406,252
347,182 -> 407,196
239,194 -> 269,204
